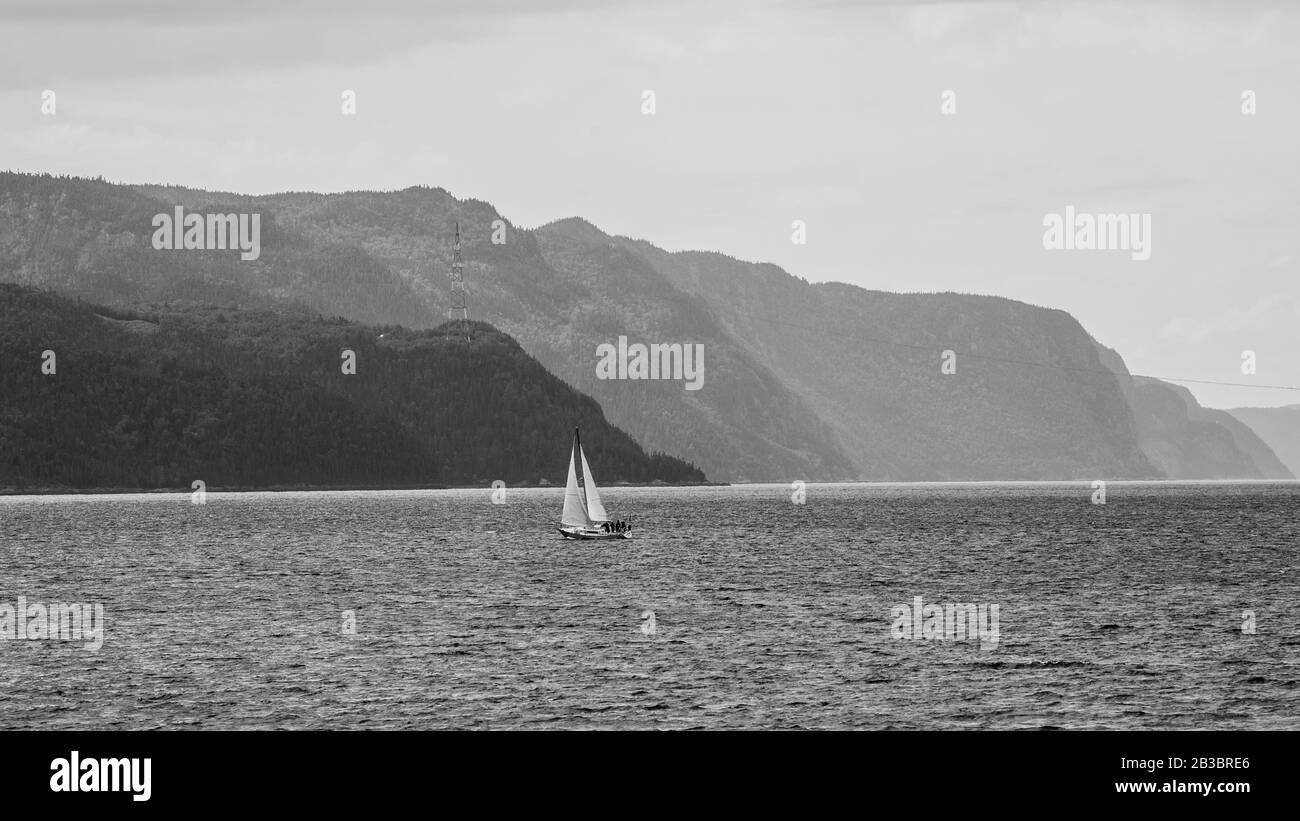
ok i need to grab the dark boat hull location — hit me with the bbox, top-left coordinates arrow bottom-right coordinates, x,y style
557,527 -> 630,540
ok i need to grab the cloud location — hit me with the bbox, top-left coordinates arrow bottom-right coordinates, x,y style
0,0 -> 690,88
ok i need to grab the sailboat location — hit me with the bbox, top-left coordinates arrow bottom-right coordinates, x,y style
557,427 -> 630,540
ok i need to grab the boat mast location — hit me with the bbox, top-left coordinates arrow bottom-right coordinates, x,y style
573,427 -> 582,490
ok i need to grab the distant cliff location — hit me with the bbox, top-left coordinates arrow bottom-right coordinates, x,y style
1093,346 -> 1292,479
1225,406 -> 1300,479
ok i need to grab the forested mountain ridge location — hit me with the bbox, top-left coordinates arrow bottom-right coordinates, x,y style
0,284 -> 704,490
0,171 -> 1287,480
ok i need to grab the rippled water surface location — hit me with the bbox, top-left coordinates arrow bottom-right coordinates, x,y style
1,482 -> 1297,729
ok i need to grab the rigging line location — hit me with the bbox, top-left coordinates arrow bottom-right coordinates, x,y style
736,312 -> 1300,392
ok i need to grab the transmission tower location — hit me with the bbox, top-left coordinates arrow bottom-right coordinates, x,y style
447,221 -> 470,341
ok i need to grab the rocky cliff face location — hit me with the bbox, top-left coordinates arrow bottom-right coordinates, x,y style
1094,345 -> 1292,479
1225,406 -> 1300,479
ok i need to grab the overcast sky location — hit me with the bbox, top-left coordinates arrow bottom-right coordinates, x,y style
2,0 -> 1297,408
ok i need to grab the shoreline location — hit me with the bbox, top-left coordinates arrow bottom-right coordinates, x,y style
2,478 -> 1295,497
0,481 -> 730,496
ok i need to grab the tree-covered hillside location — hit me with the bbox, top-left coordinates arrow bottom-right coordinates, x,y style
0,284 -> 704,490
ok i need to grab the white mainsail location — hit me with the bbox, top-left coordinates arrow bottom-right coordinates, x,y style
579,447 -> 608,523
561,443 -> 590,527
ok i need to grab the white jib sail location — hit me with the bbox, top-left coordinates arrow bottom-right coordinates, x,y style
561,445 -> 590,527
579,446 -> 609,523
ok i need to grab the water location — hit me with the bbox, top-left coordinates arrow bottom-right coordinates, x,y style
1,482 -> 1297,729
